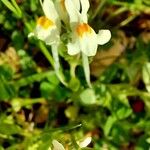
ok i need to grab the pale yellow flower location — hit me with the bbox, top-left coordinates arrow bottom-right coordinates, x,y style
65,0 -> 111,56
29,0 -> 68,86
30,0 -> 60,45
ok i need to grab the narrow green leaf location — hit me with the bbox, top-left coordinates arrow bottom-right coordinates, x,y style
1,0 -> 18,16
0,123 -> 21,135
11,0 -> 22,17
104,116 -> 116,136
0,77 -> 10,100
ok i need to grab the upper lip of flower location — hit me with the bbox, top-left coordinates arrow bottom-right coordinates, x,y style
64,0 -> 90,25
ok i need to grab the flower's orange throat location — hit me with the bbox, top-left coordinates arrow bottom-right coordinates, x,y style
37,16 -> 54,29
76,23 -> 92,37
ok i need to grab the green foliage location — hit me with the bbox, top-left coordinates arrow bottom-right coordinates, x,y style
11,31 -> 24,50
1,0 -> 22,18
0,65 -> 16,99
40,73 -> 59,99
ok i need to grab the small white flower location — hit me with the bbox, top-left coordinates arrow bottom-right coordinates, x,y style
29,0 -> 68,86
79,136 -> 92,148
52,140 -> 65,150
31,0 -> 61,45
65,0 -> 111,56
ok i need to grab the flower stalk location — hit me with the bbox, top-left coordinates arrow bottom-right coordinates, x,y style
82,52 -> 92,88
51,44 -> 68,86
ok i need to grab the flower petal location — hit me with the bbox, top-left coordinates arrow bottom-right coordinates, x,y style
44,28 -> 60,45
35,25 -> 60,45
55,0 -> 68,24
72,0 -> 80,11
80,0 -> 89,22
52,140 -> 65,150
97,30 -> 111,45
40,0 -> 59,24
65,0 -> 80,24
79,28 -> 98,56
79,136 -> 92,148
67,40 -> 80,55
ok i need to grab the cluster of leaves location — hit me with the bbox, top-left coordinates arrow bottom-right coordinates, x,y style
0,0 -> 150,149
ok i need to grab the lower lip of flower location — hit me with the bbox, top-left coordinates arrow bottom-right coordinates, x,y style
37,16 -> 54,29
76,23 -> 92,37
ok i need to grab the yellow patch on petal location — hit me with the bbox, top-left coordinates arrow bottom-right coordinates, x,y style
76,23 -> 92,37
37,16 -> 54,29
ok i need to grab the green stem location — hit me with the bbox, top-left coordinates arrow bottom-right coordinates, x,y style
22,98 -> 46,106
90,0 -> 106,20
33,42 -> 67,86
118,14 -> 138,27
43,124 -> 82,133
11,0 -> 22,18
112,1 -> 128,6
51,44 -> 68,86
15,71 -> 54,87
107,83 -> 150,99
70,63 -> 77,78
82,53 -> 92,88
106,7 -> 127,23
38,41 -> 54,67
